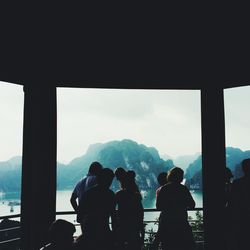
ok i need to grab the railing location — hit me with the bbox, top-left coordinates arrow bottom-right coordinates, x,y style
0,208 -> 204,250
0,214 -> 21,249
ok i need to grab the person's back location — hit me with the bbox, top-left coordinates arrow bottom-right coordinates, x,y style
70,161 -> 103,225
78,168 -> 116,250
116,189 -> 143,228
157,182 -> 195,222
80,184 -> 115,233
115,170 -> 144,250
156,167 -> 195,250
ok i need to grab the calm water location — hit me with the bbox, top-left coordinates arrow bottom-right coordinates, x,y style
0,189 -> 203,236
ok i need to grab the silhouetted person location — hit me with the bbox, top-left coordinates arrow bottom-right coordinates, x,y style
227,158 -> 250,250
127,170 -> 140,193
156,167 -> 195,250
77,168 -> 116,250
115,170 -> 144,250
150,172 -> 167,250
156,172 -> 168,198
70,161 -> 103,231
115,167 -> 127,183
40,219 -> 75,250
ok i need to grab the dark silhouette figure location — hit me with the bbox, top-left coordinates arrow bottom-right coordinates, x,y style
115,167 -> 127,183
115,170 -> 144,250
70,161 -> 103,231
127,170 -> 140,193
77,168 -> 116,250
227,158 -> 250,250
156,172 -> 168,198
156,167 -> 196,250
40,219 -> 76,250
115,168 -> 140,192
150,172 -> 167,250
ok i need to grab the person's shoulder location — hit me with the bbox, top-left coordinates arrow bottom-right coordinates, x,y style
75,176 -> 87,186
232,177 -> 249,189
86,174 -> 96,181
134,191 -> 142,201
180,184 -> 189,190
115,190 -> 123,195
159,183 -> 168,190
84,185 -> 97,196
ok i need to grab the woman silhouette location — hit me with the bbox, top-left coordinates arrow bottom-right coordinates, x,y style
115,170 -> 144,250
156,167 -> 196,250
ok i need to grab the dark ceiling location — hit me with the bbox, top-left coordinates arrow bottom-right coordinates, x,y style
1,7 -> 249,90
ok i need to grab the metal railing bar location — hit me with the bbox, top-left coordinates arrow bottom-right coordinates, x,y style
0,214 -> 21,220
0,238 -> 20,245
0,226 -> 20,232
56,207 -> 203,215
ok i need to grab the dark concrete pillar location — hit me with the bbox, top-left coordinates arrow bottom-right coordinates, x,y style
201,86 -> 226,250
21,84 -> 57,250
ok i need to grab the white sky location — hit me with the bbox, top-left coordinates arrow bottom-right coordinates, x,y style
1,81 -> 250,164
224,85 -> 250,151
57,88 -> 202,163
0,82 -> 24,161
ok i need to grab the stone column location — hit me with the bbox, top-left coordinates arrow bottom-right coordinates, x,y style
201,86 -> 226,250
21,84 -> 57,250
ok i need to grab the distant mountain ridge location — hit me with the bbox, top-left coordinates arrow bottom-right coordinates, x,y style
57,139 -> 174,191
1,143 -> 250,193
0,139 -> 174,192
185,147 -> 250,189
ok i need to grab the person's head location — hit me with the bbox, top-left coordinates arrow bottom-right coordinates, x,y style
98,168 -> 114,188
167,167 -> 184,184
225,167 -> 233,183
157,172 -> 167,186
242,158 -> 250,177
127,170 -> 136,180
88,161 -> 103,175
114,167 -> 127,182
49,219 -> 75,247
121,170 -> 140,193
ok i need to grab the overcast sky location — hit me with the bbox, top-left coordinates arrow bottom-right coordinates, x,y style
1,81 -> 250,164
0,82 -> 24,161
57,88 -> 202,164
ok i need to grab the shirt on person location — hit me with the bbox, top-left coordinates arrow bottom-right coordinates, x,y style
72,173 -> 98,203
156,183 -> 195,223
78,185 -> 116,233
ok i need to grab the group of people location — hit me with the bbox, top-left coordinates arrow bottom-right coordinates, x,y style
40,158 -> 250,250
41,162 -> 144,250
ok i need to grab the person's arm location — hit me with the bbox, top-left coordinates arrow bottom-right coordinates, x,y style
156,188 -> 163,210
70,192 -> 79,213
185,187 -> 195,209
